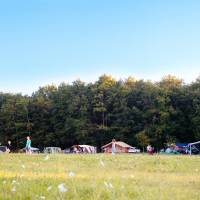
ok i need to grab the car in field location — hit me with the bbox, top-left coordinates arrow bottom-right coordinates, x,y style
0,146 -> 7,153
30,147 -> 40,153
63,148 -> 71,154
21,147 -> 40,153
128,147 -> 140,153
43,147 -> 62,154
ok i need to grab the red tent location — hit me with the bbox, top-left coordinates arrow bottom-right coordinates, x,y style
102,141 -> 133,153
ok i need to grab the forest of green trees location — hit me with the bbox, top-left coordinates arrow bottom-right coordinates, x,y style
0,74 -> 200,151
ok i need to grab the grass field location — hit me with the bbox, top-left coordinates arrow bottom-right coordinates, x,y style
0,154 -> 200,200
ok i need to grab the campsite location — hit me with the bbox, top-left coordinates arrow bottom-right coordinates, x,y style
1,0 -> 200,199
1,139 -> 200,155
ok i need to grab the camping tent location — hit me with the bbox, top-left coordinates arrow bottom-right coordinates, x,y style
71,145 -> 96,153
102,141 -> 133,153
188,141 -> 200,155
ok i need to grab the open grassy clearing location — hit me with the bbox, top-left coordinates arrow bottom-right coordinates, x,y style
0,154 -> 200,200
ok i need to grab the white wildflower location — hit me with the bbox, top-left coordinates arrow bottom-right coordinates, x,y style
108,183 -> 113,188
100,159 -> 105,167
20,174 -> 24,178
104,181 -> 113,189
44,155 -> 49,161
11,186 -> 16,192
40,196 -> 45,199
104,181 -> 109,187
58,183 -> 68,193
47,186 -> 52,191
12,180 -> 16,184
130,174 -> 135,179
68,171 -> 75,177
21,164 -> 25,169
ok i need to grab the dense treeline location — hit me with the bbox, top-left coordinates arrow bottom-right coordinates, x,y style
0,74 -> 200,151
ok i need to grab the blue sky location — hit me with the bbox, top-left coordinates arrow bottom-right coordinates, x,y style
0,0 -> 200,94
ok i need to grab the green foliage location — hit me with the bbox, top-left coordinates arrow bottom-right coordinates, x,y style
0,74 -> 200,150
135,131 -> 150,151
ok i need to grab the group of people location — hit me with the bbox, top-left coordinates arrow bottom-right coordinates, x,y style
5,136 -> 32,154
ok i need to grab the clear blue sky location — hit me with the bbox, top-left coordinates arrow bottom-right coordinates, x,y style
0,0 -> 200,94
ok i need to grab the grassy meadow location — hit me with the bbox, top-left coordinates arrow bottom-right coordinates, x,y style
0,153 -> 200,200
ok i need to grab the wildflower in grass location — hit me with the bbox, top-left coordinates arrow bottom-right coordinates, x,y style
11,186 -> 16,192
108,183 -> 113,188
3,180 -> 6,184
100,159 -> 105,167
20,174 -> 24,178
130,174 -> 135,179
68,171 -> 75,177
121,185 -> 125,190
104,181 -> 108,187
44,155 -> 49,161
58,183 -> 68,193
12,180 -> 16,184
104,181 -> 113,189
47,186 -> 52,191
40,196 -> 45,199
21,164 -> 25,169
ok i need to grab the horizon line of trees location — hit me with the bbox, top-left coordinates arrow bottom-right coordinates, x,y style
0,74 -> 200,151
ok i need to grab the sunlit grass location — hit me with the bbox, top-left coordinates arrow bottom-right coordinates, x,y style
0,154 -> 200,200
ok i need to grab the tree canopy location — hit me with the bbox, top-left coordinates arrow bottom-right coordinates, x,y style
0,74 -> 200,151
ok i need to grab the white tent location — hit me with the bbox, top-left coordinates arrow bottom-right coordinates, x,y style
72,145 -> 97,153
79,145 -> 97,153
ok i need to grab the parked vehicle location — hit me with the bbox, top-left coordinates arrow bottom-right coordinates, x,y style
128,147 -> 140,153
44,147 -> 62,154
63,148 -> 71,154
30,147 -> 40,153
21,147 -> 40,153
0,146 -> 7,153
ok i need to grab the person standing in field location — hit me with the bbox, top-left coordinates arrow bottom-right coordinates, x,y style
147,144 -> 153,155
111,139 -> 116,155
25,136 -> 32,154
6,140 -> 12,153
